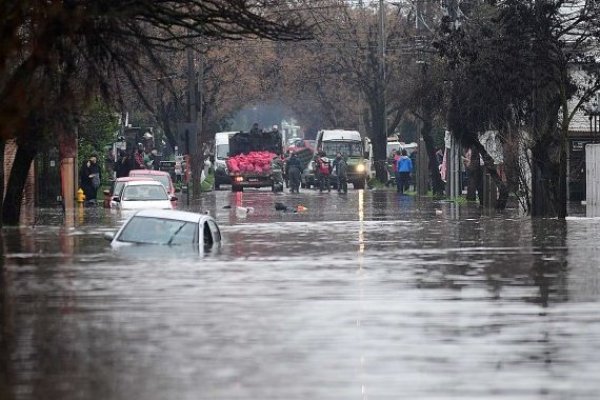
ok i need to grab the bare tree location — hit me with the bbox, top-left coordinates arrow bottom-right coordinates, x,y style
0,0 -> 312,224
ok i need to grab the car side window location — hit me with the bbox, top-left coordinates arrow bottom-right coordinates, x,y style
203,222 -> 213,247
207,220 -> 221,242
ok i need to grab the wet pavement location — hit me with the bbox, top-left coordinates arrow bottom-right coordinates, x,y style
1,188 -> 600,399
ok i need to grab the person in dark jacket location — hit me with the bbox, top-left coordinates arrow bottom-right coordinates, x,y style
286,152 -> 303,193
396,149 -> 413,194
333,153 -> 348,193
116,150 -> 133,178
80,154 -> 101,204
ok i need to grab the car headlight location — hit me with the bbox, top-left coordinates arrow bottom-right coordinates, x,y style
356,164 -> 365,173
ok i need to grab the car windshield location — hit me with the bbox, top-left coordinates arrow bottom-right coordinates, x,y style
216,144 -> 229,159
387,143 -> 401,158
130,173 -> 171,191
153,175 -> 170,190
322,142 -> 363,157
117,216 -> 198,245
122,185 -> 168,201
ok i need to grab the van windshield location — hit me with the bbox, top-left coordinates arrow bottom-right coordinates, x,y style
322,142 -> 363,158
387,143 -> 401,157
216,144 -> 229,159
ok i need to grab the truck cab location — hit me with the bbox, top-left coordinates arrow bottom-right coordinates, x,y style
316,129 -> 368,189
214,131 -> 238,190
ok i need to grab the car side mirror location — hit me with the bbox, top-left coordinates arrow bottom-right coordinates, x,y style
103,232 -> 115,241
170,196 -> 178,201
112,197 -> 120,203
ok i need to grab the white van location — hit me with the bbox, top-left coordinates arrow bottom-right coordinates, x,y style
316,129 -> 367,189
214,131 -> 238,189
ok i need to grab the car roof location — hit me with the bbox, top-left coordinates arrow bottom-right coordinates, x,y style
115,176 -> 154,182
132,209 -> 213,223
129,169 -> 171,177
124,180 -> 164,187
319,130 -> 362,141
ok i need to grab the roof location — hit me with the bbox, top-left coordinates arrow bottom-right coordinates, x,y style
115,176 -> 153,182
124,180 -> 164,187
133,209 -> 212,223
215,131 -> 238,137
319,130 -> 362,141
129,169 -> 171,177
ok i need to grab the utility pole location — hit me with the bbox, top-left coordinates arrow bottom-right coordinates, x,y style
379,0 -> 386,140
187,43 -> 201,202
415,0 -> 429,196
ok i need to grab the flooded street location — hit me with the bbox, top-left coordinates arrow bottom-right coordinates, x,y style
1,189 -> 600,399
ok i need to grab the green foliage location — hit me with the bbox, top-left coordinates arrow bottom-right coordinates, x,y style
78,100 -> 119,183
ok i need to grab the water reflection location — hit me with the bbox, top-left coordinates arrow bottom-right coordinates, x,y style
0,191 -> 599,399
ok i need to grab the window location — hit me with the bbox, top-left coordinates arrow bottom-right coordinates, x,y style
322,142 -> 363,157
129,173 -> 171,192
122,185 -> 168,201
113,182 -> 125,197
203,222 -> 213,247
118,216 -> 198,245
216,144 -> 229,159
207,220 -> 221,242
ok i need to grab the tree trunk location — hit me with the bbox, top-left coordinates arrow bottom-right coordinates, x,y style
466,148 -> 480,201
3,140 -> 37,226
530,141 -> 565,217
472,140 -> 509,210
421,116 -> 445,196
0,252 -> 15,400
370,101 -> 388,182
0,140 -> 4,227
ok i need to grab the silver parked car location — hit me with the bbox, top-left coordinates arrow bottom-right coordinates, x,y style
106,209 -> 222,252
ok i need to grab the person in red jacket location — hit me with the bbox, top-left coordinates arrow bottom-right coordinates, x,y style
315,152 -> 331,193
133,143 -> 146,170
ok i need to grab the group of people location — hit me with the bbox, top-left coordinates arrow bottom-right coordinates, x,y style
314,152 -> 349,193
80,141 -> 162,206
115,143 -> 161,179
79,154 -> 102,205
285,151 -> 349,194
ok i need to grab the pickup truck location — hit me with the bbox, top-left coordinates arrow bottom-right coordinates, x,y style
226,130 -> 284,192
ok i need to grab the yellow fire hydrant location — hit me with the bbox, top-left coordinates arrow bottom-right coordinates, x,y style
76,188 -> 86,204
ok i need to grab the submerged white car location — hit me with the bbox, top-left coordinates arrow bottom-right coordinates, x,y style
106,209 -> 222,252
113,180 -> 175,210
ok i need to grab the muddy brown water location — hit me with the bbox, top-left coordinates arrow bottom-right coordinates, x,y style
1,189 -> 599,399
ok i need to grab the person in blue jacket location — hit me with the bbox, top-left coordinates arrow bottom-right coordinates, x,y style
396,149 -> 413,194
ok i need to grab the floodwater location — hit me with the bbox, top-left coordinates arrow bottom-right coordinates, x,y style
1,189 -> 599,399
